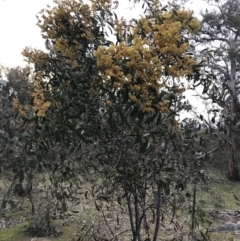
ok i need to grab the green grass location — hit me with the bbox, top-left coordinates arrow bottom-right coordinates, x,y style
0,222 -> 78,241
0,223 -> 25,241
54,224 -> 78,241
196,170 -> 240,211
209,232 -> 240,241
197,184 -> 239,211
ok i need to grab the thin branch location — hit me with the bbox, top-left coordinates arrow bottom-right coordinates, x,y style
200,35 -> 231,45
101,209 -> 115,239
200,63 -> 230,79
134,186 -> 141,241
113,107 -> 132,169
126,191 -> 136,241
191,185 -> 197,240
196,146 -> 221,160
153,184 -> 161,241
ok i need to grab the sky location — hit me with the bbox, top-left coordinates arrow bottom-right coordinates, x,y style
0,0 -> 54,67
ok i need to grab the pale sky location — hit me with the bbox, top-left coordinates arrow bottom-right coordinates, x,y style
0,0 -> 55,67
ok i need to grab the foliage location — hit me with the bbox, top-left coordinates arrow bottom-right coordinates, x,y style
0,66 -> 62,235
0,66 -> 33,212
23,216 -> 62,238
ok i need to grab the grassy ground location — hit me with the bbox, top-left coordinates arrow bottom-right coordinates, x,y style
199,169 -> 240,241
1,163 -> 240,241
0,223 -> 78,241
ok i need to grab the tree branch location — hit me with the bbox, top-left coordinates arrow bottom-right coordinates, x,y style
200,63 -> 230,79
196,146 -> 221,160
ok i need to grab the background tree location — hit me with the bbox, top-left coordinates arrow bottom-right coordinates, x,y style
0,65 -> 74,236
0,66 -> 36,214
194,0 -> 240,181
5,66 -> 30,98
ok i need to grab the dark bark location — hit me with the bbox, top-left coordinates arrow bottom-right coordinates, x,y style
227,129 -> 240,181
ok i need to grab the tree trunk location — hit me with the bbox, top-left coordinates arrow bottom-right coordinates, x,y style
227,48 -> 240,181
225,98 -> 240,180
228,126 -> 240,181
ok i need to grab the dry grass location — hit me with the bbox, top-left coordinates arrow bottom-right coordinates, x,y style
1,163 -> 240,241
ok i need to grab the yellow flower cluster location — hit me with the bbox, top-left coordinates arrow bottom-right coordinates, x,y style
114,18 -> 129,41
13,98 -> 28,117
12,98 -> 29,117
94,40 -> 163,112
172,119 -> 180,131
32,82 -> 51,117
40,0 -> 93,37
167,10 -> 200,33
106,100 -> 113,107
54,38 -> 75,59
164,118 -> 180,132
158,99 -> 169,113
12,98 -> 19,110
35,0 -> 95,70
22,48 -> 49,68
90,0 -> 118,12
94,8 -> 199,113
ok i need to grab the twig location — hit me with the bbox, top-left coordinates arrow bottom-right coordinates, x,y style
196,146 -> 221,160
191,185 -> 197,240
113,107 -> 131,169
101,208 -> 115,239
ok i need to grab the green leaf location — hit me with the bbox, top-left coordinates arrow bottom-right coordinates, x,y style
134,131 -> 141,144
71,210 -> 79,213
138,110 -> 144,124
107,21 -> 114,28
176,183 -> 185,190
161,167 -> 174,172
95,201 -> 101,211
13,183 -> 24,195
140,140 -> 148,153
116,106 -> 125,123
141,173 -> 152,181
130,106 -> 139,117
108,110 -> 116,131
156,112 -> 162,125
122,89 -> 129,103
172,9 -> 178,15
17,170 -> 24,183
55,131 -> 61,143
145,113 -> 158,124
1,200 -> 7,209
8,200 -> 16,209
170,132 -> 176,140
